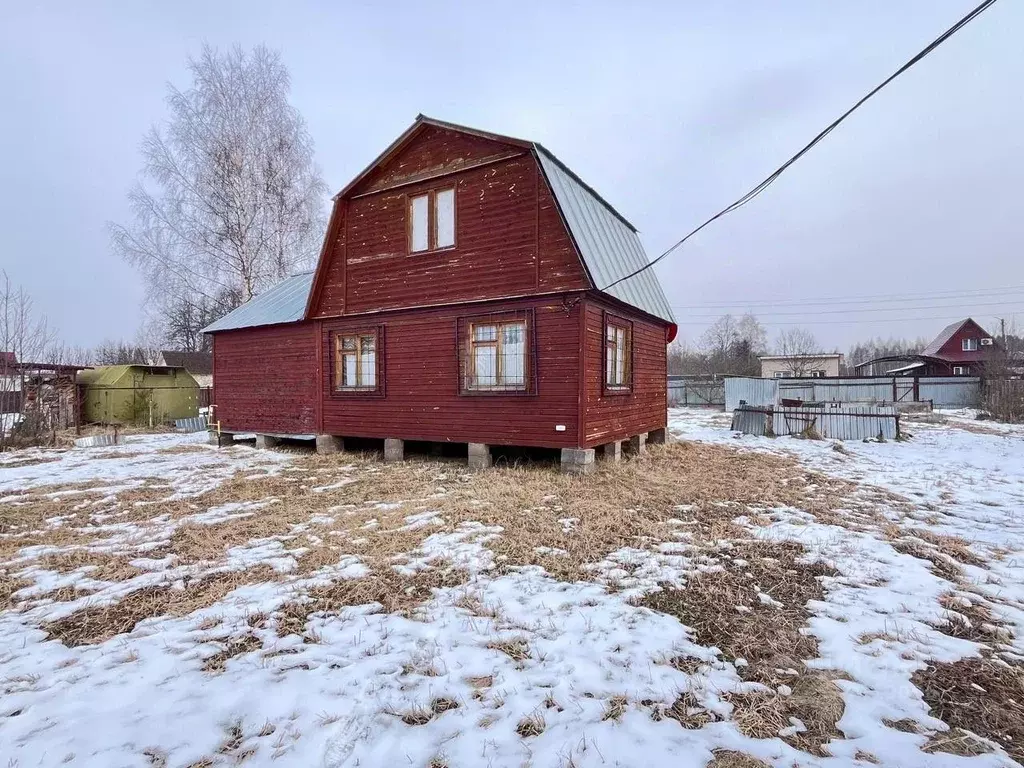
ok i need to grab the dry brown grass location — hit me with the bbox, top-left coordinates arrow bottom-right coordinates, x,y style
0,573 -> 30,611
724,672 -> 844,755
390,697 -> 461,727
156,444 -> 208,455
640,540 -> 836,686
488,637 -> 531,662
883,717 -> 923,733
659,691 -> 718,728
706,751 -> 771,768
0,489 -> 108,535
890,539 -> 964,583
515,711 -> 545,738
913,657 -> 1024,761
923,729 -> 996,757
34,549 -> 142,581
935,592 -> 1008,643
149,442 -> 886,584
0,455 -> 60,468
640,536 -> 844,755
201,634 -> 264,674
5,441 -> 898,599
274,565 -> 468,638
45,566 -> 278,647
28,584 -> 99,604
169,517 -> 279,564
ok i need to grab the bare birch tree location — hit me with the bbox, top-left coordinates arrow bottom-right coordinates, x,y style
1,272 -> 57,447
109,44 -> 327,349
774,327 -> 829,376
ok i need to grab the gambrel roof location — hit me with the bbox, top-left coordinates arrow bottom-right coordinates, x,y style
204,117 -> 675,333
533,147 -> 674,323
334,115 -> 674,324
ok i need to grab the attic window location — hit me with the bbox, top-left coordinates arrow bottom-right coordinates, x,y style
409,188 -> 455,253
962,338 -> 979,351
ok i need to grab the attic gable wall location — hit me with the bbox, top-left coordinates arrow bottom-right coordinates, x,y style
348,124 -> 525,197
309,125 -> 591,318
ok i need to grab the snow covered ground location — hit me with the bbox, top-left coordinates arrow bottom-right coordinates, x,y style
0,413 -> 1022,768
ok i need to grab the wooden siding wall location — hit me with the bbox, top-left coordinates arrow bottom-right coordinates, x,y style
938,320 -> 992,364
351,125 -> 522,196
320,296 -> 582,448
213,324 -> 317,435
581,296 -> 667,447
311,127 -> 590,319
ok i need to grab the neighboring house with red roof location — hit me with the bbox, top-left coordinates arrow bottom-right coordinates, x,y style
854,318 -> 997,377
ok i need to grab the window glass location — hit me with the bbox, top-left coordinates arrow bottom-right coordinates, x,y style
335,332 -> 378,390
474,324 -> 497,342
466,320 -> 527,391
473,344 -> 497,387
436,189 -> 455,248
605,320 -> 631,389
410,194 -> 429,252
502,322 -> 525,385
615,327 -> 626,384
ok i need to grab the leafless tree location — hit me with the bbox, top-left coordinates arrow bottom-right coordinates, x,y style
1,272 -> 57,448
774,327 -> 830,376
91,340 -> 157,366
109,44 -> 327,349
697,313 -> 766,376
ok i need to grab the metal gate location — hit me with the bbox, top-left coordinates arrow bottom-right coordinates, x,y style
894,379 -> 916,403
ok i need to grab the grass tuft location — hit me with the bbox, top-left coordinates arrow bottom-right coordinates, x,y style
913,657 -> 1024,761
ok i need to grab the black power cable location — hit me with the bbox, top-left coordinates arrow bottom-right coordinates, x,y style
601,0 -> 999,294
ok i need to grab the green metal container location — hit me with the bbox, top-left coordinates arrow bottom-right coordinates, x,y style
77,365 -> 199,425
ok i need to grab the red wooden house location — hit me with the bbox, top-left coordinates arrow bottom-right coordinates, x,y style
854,318 -> 997,377
203,116 -> 676,473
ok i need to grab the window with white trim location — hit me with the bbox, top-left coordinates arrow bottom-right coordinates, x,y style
773,371 -> 785,379
962,338 -> 979,351
953,365 -> 970,376
409,195 -> 429,252
333,331 -> 379,391
409,188 -> 455,253
465,320 -> 527,391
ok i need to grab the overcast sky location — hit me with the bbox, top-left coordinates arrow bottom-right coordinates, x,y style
2,1 -> 1021,352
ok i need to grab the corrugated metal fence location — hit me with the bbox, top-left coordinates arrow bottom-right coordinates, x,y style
732,404 -> 899,440
723,376 -> 980,410
724,378 -> 778,411
668,376 -> 725,407
917,377 -> 981,408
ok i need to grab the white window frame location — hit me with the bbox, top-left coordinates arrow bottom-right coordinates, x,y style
409,187 -> 455,253
435,188 -> 455,249
773,371 -> 785,379
409,194 -> 429,253
962,338 -> 979,351
953,365 -> 969,376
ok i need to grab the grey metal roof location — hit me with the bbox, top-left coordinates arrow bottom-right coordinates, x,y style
201,272 -> 314,333
535,148 -> 675,324
921,318 -> 969,357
